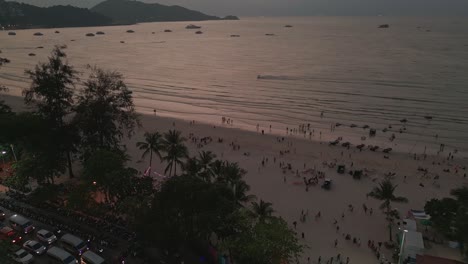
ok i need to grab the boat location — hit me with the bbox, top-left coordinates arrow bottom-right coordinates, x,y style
265,33 -> 275,36
230,35 -> 240,37
120,41 -> 125,43
33,32 -> 43,36
28,53 -> 36,57
195,31 -> 203,34
55,31 -> 60,34
126,30 -> 135,33
284,25 -> 293,28
85,33 -> 95,37
8,32 -> 16,36
186,24 -> 201,29
378,24 -> 390,28
424,116 -> 433,120
36,46 -> 44,49
164,29 -> 172,32
96,31 -> 105,35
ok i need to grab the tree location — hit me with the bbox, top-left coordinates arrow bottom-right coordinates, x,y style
74,66 -> 139,156
425,187 -> 468,258
0,240 -> 16,264
368,179 -> 408,242
251,199 -> 274,222
23,46 -> 78,178
197,151 -> 216,181
82,149 -> 128,202
136,132 -> 164,176
137,175 -> 237,252
162,130 -> 188,176
222,216 -> 303,264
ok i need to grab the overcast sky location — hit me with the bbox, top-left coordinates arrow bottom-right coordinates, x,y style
11,0 -> 468,16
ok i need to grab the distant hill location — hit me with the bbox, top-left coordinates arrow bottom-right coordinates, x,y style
91,0 -> 238,24
0,0 -> 112,28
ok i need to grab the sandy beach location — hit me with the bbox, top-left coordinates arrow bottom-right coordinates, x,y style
2,92 -> 468,263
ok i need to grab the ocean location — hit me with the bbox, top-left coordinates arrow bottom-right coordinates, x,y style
1,16 -> 468,156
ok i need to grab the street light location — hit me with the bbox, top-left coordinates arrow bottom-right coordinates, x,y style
398,229 -> 409,264
0,150 -> 6,165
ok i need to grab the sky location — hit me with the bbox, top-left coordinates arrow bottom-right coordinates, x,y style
10,0 -> 468,17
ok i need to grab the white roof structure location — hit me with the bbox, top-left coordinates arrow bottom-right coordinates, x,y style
403,219 -> 417,231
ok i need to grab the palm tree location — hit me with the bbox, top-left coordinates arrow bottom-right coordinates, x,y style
136,132 -> 164,176
197,151 -> 216,181
251,199 -> 274,222
218,161 -> 246,185
162,130 -> 188,176
232,180 -> 256,206
368,179 -> 408,241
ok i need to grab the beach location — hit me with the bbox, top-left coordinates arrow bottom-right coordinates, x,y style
4,94 -> 467,263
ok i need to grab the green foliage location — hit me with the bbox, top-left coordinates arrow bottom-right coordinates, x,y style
251,199 -> 275,222
368,179 -> 408,241
27,184 -> 60,204
136,132 -> 164,175
83,149 -> 128,201
67,184 -> 95,210
425,187 -> 468,258
222,216 -> 303,264
0,0 -> 112,28
24,46 -> 79,178
162,130 -> 188,176
91,0 -> 220,24
24,46 -> 76,124
75,66 -> 139,156
0,240 -> 16,264
137,175 -> 236,250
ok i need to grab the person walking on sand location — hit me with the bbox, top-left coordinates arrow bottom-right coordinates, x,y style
301,232 -> 305,239
334,239 -> 338,247
346,257 -> 350,264
318,256 -> 321,264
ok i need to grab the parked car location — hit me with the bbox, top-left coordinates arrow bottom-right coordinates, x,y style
11,248 -> 34,264
47,246 -> 78,264
60,233 -> 88,256
37,229 -> 57,244
23,239 -> 46,255
0,226 -> 23,244
8,214 -> 35,234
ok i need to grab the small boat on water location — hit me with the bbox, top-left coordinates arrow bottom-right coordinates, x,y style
378,24 -> 390,29
265,33 -> 275,36
164,29 -> 172,32
96,31 -> 105,35
36,46 -> 44,49
424,116 -> 433,120
400,118 -> 408,123
186,24 -> 201,29
230,34 -> 240,37
33,32 -> 43,36
126,30 -> 135,33
284,25 -> 293,28
120,41 -> 125,43
86,33 -> 95,37
8,32 -> 16,36
195,31 -> 203,34
55,31 -> 60,34
28,53 -> 36,57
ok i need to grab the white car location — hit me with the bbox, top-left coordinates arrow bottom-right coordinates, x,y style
12,249 -> 34,264
36,229 -> 57,244
23,239 -> 46,255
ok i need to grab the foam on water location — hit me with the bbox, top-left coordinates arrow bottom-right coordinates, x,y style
1,17 -> 468,156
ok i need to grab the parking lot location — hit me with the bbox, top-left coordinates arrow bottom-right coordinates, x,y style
1,197 -> 128,264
